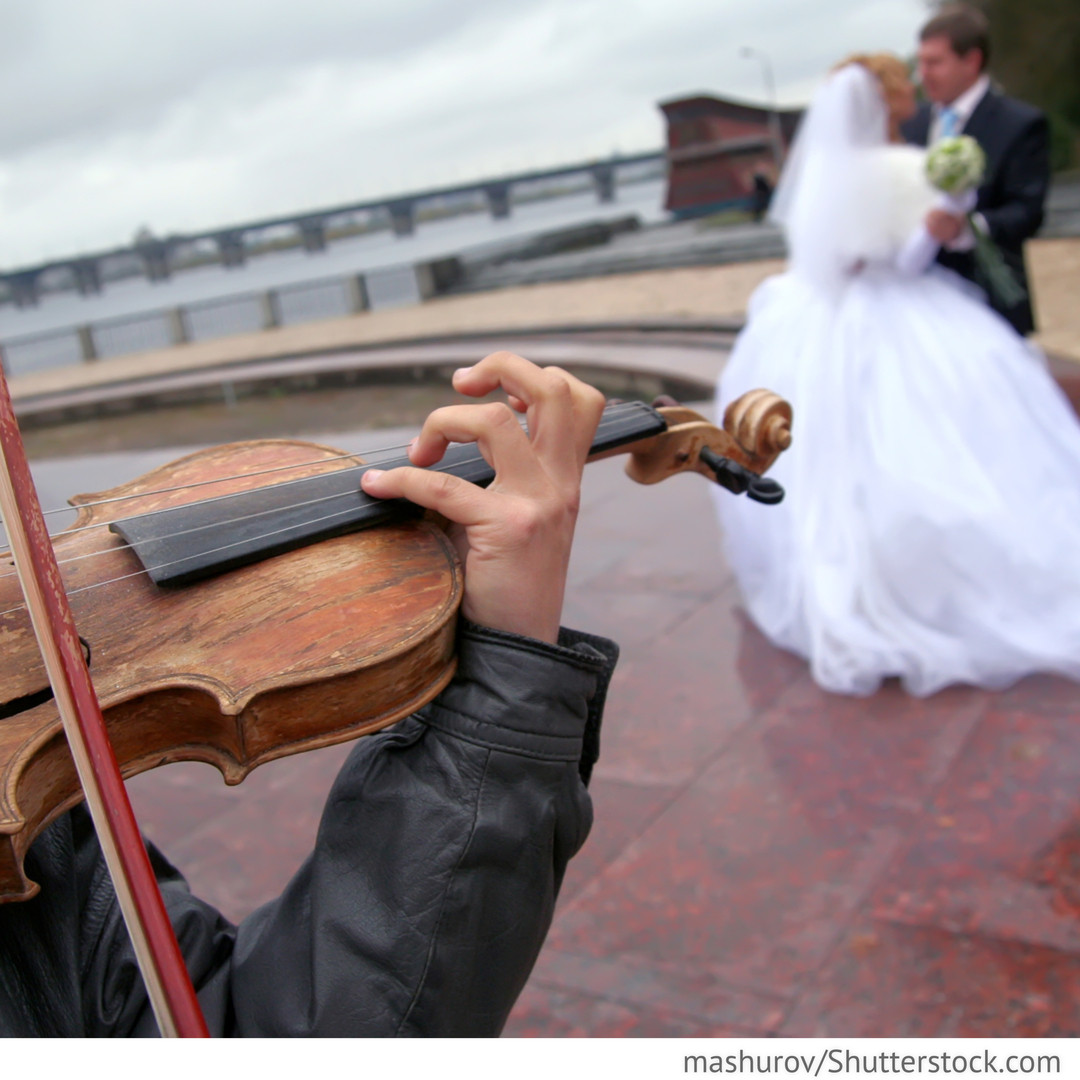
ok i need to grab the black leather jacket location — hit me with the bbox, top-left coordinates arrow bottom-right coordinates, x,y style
0,622 -> 618,1037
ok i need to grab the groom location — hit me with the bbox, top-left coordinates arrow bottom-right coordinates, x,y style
901,4 -> 1051,335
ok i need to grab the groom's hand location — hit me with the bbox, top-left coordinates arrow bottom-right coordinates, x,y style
926,209 -> 965,245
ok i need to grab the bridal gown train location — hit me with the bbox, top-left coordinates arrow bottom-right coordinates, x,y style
713,66 -> 1080,696
716,260 -> 1080,696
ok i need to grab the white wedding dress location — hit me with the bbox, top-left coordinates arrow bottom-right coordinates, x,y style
715,65 -> 1080,696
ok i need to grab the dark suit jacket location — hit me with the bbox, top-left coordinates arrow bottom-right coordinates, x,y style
902,89 -> 1050,335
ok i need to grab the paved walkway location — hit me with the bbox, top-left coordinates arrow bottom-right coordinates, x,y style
123,445 -> 1080,1038
22,248 -> 1080,1036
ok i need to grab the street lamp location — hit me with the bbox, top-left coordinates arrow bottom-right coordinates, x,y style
740,46 -> 784,174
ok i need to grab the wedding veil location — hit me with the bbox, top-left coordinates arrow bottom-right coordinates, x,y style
768,63 -> 891,291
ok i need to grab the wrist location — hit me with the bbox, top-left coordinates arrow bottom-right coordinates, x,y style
462,602 -> 562,645
458,529 -> 573,644
460,557 -> 570,639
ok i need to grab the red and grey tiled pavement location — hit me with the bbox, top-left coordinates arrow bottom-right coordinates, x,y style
125,394 -> 1080,1038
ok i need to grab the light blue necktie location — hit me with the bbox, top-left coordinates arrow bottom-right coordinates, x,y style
939,106 -> 959,138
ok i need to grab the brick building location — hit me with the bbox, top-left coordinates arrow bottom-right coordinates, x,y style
660,95 -> 803,218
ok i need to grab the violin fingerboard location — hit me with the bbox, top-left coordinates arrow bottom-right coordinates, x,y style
111,400 -> 666,587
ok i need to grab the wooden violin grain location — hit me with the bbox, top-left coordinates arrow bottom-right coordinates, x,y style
0,440 -> 461,901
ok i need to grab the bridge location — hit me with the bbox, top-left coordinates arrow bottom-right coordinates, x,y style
1,151 -> 665,308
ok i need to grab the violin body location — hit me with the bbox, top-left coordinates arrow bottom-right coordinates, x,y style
0,439 -> 462,901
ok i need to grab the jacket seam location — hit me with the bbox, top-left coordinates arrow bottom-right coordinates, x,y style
423,696 -> 585,742
395,747 -> 492,1035
419,710 -> 581,761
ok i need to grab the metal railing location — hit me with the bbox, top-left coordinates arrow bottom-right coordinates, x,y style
0,260 -> 447,379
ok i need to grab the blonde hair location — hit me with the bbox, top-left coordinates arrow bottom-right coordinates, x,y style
833,52 -> 911,100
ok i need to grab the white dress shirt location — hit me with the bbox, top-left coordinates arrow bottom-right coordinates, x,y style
929,74 -> 990,143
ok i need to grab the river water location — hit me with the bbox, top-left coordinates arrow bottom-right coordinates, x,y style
0,179 -> 668,343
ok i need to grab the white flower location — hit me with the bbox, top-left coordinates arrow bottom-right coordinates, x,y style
925,135 -> 986,195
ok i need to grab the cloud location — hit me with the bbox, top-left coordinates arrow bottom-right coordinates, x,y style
0,0 -> 515,153
0,0 -> 926,265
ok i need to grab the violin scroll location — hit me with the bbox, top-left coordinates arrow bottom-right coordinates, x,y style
617,390 -> 792,496
723,388 -> 793,464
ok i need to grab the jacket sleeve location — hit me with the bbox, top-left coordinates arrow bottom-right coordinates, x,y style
98,621 -> 613,1037
217,622 -> 616,1036
6,624 -> 616,1036
980,111 -> 1051,250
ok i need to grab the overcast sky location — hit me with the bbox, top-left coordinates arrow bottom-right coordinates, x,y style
0,0 -> 926,267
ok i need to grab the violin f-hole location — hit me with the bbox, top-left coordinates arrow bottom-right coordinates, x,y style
0,637 -> 91,721
0,683 -> 55,721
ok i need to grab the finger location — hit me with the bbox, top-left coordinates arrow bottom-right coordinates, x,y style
455,354 -> 604,485
454,353 -> 588,427
406,400 -> 546,492
451,354 -> 580,474
450,352 -> 543,401
524,363 -> 606,469
360,464 -> 494,529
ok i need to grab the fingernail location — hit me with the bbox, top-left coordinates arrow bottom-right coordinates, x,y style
452,366 -> 473,380
362,468 -> 384,483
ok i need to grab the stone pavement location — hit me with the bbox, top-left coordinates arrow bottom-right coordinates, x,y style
123,443 -> 1080,1038
509,461 -> 1080,1037
20,249 -> 1080,1037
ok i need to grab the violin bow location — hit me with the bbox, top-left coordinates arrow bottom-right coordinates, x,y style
0,366 -> 208,1037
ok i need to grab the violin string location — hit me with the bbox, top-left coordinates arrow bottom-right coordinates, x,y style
0,421 -> 552,613
0,497 -> 390,619
12,400 -> 649,544
0,431 -> 543,614
50,399 -> 646,558
0,401 -> 651,574
0,402 -> 656,611
34,438 -> 415,520
0,457 -> 371,583
26,456 -> 379,542
0,496 -> 388,619
62,502 -> 391,604
0,453 -> 418,594
7,483 -> 384,578
30,400 -> 644,550
26,400 -> 649,524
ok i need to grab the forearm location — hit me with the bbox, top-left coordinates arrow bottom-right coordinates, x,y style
225,622 -> 616,1036
34,354 -> 613,1037
898,191 -> 975,276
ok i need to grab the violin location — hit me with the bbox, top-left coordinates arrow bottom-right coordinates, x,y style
0,390 -> 791,905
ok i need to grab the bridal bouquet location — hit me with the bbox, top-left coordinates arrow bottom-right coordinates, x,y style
925,134 -> 985,195
925,135 -> 1026,307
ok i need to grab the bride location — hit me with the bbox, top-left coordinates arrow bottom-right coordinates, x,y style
715,53 -> 1080,697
